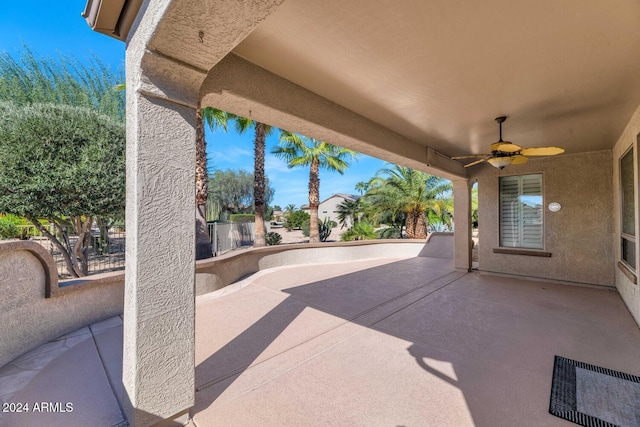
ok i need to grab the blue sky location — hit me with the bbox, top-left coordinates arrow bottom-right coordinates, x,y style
1,1 -> 389,208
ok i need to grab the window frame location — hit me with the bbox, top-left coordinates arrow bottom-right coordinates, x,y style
498,173 -> 544,250
619,145 -> 636,272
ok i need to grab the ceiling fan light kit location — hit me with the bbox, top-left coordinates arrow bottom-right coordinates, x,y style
452,116 -> 565,169
487,156 -> 514,169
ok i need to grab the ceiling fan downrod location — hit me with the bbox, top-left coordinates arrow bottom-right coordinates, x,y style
495,116 -> 507,143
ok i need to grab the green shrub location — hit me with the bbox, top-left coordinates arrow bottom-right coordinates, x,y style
0,215 -> 20,240
284,210 -> 309,230
340,221 -> 377,241
377,227 -> 402,239
302,217 -> 336,242
265,232 -> 282,245
229,214 -> 255,223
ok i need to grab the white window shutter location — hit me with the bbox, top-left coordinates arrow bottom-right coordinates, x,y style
500,174 -> 543,249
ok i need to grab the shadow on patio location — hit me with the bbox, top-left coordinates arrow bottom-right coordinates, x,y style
191,256 -> 640,426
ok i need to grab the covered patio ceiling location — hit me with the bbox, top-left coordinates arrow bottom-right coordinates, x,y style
150,0 -> 640,160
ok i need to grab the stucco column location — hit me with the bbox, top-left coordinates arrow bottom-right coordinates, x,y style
122,84 -> 197,424
453,179 -> 473,272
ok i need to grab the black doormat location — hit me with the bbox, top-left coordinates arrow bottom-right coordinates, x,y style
549,356 -> 640,427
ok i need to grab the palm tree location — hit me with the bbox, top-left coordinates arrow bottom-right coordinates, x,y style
196,106 -> 230,258
335,198 -> 361,229
355,181 -> 368,195
234,117 -> 274,247
284,204 -> 297,215
427,197 -> 454,231
365,165 -> 452,239
273,132 -> 358,243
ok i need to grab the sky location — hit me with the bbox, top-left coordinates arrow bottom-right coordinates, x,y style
0,1 -> 389,209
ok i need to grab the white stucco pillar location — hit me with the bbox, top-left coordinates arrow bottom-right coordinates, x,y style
122,79 -> 197,425
453,179 -> 473,272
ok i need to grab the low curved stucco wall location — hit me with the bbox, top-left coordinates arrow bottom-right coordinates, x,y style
0,236 -> 453,367
195,236 -> 453,295
0,241 -> 124,367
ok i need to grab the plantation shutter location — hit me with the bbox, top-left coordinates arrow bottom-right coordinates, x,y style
500,174 -> 543,249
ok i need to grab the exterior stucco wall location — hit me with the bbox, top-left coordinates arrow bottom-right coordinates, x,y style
0,241 -> 123,368
304,195 -> 357,226
470,150 -> 614,287
612,104 -> 640,325
195,239 -> 450,296
318,196 -> 346,225
0,239 -> 451,368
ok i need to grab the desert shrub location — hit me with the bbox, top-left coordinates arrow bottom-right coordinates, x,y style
265,232 -> 282,245
229,214 -> 255,223
340,221 -> 377,241
284,210 -> 309,230
377,227 -> 402,239
0,215 -> 20,240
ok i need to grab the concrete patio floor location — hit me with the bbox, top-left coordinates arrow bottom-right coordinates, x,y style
2,256 -> 640,426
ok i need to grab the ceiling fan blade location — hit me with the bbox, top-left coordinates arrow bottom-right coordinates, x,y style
510,154 -> 529,165
464,158 -> 489,168
490,142 -> 522,153
451,154 -> 491,159
520,146 -> 565,156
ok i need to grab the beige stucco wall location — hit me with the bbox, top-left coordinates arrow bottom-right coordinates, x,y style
0,238 -> 452,368
470,150 -> 614,287
612,104 -> 640,325
320,195 -> 354,226
195,239 -> 446,295
0,242 -> 123,367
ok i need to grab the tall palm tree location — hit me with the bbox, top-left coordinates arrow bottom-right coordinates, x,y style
365,165 -> 452,239
273,132 -> 358,243
196,106 -> 230,259
355,181 -> 368,195
234,118 -> 274,247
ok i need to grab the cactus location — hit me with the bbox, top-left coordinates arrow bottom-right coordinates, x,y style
265,232 -> 282,245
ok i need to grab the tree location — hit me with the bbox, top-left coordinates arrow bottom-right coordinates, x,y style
284,210 -> 310,230
335,198 -> 361,229
0,46 -> 124,121
234,117 -> 274,247
207,169 -> 274,220
0,103 -> 125,277
364,165 -> 452,239
196,106 -> 231,259
355,181 -> 368,195
273,132 -> 358,243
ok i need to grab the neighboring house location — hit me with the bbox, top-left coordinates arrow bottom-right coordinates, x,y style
301,193 -> 359,226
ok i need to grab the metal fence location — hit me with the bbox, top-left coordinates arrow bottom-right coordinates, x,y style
10,220 -> 255,278
208,222 -> 255,256
27,224 -> 126,279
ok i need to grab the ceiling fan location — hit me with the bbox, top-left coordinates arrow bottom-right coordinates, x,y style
452,116 -> 565,169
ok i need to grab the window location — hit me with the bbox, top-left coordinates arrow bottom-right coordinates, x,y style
620,147 -> 635,270
500,174 -> 543,249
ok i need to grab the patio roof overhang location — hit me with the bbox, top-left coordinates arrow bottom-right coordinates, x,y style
119,0 -> 640,165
